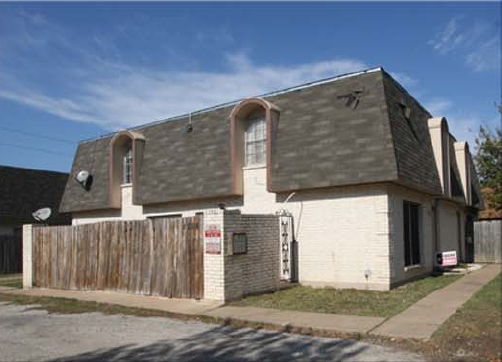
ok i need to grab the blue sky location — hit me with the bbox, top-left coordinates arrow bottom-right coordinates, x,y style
0,2 -> 500,172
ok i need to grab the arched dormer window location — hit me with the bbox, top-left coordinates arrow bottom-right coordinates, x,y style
229,97 -> 280,194
109,130 -> 145,208
244,111 -> 266,166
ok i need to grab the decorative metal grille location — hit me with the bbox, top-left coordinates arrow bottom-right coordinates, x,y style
281,217 -> 290,280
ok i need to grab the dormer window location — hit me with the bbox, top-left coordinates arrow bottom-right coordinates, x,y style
123,146 -> 133,184
109,130 -> 145,208
229,97 -> 280,195
245,116 -> 266,166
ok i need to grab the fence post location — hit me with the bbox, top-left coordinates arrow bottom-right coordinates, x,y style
22,224 -> 33,289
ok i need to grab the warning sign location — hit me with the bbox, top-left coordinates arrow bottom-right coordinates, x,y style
204,224 -> 221,254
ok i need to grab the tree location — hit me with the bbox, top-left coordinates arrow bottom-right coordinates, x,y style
474,123 -> 502,213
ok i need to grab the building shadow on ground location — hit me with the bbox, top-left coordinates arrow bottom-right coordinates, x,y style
49,325 -> 369,362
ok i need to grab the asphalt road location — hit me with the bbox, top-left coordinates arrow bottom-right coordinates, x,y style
0,302 -> 425,361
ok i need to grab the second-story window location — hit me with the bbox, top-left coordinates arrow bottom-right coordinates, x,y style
123,146 -> 133,184
244,117 -> 266,166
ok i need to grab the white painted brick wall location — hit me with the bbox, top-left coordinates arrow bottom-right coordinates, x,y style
388,184 -> 466,286
203,209 -> 225,301
72,185 -> 144,225
388,184 -> 434,285
73,167 -> 395,290
437,200 -> 463,256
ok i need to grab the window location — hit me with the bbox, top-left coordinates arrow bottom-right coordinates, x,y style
123,146 -> 133,184
403,201 -> 420,267
232,233 -> 248,255
244,117 -> 266,166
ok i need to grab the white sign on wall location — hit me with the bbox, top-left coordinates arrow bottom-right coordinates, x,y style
204,224 -> 221,255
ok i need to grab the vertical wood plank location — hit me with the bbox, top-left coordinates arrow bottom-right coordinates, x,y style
26,215 -> 205,299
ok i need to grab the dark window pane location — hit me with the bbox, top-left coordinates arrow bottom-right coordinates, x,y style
410,204 -> 420,265
403,201 -> 411,266
232,233 -> 248,255
404,201 -> 420,267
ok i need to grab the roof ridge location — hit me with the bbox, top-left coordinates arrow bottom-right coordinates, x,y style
0,164 -> 69,175
80,66 -> 383,144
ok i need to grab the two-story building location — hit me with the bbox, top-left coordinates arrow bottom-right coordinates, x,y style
59,67 -> 482,290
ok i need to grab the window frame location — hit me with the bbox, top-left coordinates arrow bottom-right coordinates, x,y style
123,146 -> 133,185
231,232 -> 248,255
244,116 -> 267,167
403,200 -> 421,267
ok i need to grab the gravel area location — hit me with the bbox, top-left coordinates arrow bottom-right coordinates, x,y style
0,302 -> 425,361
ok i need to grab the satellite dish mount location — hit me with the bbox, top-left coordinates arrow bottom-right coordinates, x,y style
75,170 -> 93,191
32,207 -> 52,223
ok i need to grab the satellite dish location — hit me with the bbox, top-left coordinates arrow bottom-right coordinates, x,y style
33,207 -> 51,222
75,170 -> 93,190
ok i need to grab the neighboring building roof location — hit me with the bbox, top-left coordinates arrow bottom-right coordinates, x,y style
0,165 -> 71,225
60,67 -> 445,213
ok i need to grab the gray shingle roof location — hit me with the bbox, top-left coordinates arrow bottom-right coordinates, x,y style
60,68 -> 444,213
0,165 -> 71,225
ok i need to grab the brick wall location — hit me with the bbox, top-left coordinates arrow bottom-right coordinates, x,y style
202,209 -> 225,301
223,211 -> 280,300
437,200 -> 463,257
202,209 -> 280,301
388,184 -> 466,286
388,184 -> 434,286
74,167 -> 397,291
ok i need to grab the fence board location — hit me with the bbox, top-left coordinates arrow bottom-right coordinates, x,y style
0,234 -> 22,274
32,217 -> 203,298
474,220 -> 502,263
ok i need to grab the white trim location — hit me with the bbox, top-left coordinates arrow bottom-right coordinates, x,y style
242,164 -> 266,171
404,264 -> 424,272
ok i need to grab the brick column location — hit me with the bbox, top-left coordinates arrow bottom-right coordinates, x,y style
22,224 -> 33,289
203,209 -> 225,301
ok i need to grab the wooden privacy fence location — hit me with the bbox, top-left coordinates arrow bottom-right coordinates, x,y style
474,219 -> 502,264
0,235 -> 22,274
32,216 -> 204,299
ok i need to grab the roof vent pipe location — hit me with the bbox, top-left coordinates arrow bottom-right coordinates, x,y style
186,112 -> 193,133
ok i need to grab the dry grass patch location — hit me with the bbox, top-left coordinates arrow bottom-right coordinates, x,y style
232,274 -> 462,317
429,273 -> 501,361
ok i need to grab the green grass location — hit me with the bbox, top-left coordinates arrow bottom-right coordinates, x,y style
430,273 -> 501,360
0,277 -> 22,289
232,274 -> 462,318
0,292 -> 219,324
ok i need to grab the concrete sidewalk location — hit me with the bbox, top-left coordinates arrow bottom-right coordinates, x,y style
2,287 -> 385,334
370,264 -> 501,340
2,264 -> 499,339
2,288 -> 222,316
204,306 -> 385,334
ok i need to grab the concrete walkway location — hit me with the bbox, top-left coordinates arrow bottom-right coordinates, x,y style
370,264 -> 501,340
2,264 -> 499,339
204,306 -> 385,334
3,287 -> 384,334
3,288 -> 222,316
